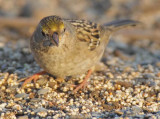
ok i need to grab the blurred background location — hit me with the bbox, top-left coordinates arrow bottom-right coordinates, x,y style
0,0 -> 160,39
0,0 -> 160,75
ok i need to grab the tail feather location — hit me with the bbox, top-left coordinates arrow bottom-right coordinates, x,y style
104,19 -> 141,32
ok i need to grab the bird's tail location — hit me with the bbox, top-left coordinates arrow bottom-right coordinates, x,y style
103,19 -> 141,32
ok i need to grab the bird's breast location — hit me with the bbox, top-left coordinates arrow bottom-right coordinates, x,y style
32,41 -> 104,78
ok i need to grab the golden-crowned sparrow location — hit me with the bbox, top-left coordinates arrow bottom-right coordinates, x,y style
22,15 -> 140,92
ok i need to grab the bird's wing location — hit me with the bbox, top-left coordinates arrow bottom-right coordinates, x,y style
66,19 -> 102,50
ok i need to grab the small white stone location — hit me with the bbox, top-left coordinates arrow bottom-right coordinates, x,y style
13,104 -> 22,110
107,98 -> 111,102
132,101 -> 136,105
37,111 -> 47,117
0,103 -> 7,108
82,106 -> 86,110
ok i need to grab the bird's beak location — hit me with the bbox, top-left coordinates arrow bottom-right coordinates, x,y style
51,32 -> 59,47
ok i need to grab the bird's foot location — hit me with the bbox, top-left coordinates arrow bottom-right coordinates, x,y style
73,69 -> 92,93
19,71 -> 46,88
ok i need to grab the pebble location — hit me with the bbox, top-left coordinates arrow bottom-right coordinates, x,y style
37,88 -> 49,95
37,111 -> 47,117
116,81 -> 133,88
115,110 -> 124,116
132,106 -> 142,114
15,93 -> 29,98
34,108 -> 47,113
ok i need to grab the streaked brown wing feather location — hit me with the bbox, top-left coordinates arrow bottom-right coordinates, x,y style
65,19 -> 101,50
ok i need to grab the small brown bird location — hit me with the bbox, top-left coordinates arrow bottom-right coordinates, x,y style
22,15 -> 140,92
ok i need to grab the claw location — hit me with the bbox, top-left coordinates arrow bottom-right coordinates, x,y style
20,71 -> 46,88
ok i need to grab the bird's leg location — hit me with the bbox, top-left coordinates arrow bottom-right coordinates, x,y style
19,71 -> 46,88
73,69 -> 93,93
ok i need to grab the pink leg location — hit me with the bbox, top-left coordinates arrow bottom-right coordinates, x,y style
21,71 -> 46,87
73,69 -> 92,93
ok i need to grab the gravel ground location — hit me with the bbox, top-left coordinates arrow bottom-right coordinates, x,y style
0,38 -> 160,119
0,0 -> 160,119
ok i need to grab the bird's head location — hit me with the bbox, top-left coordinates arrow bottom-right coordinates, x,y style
40,16 -> 66,47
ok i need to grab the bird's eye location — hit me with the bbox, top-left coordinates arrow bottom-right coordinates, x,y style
41,31 -> 45,36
